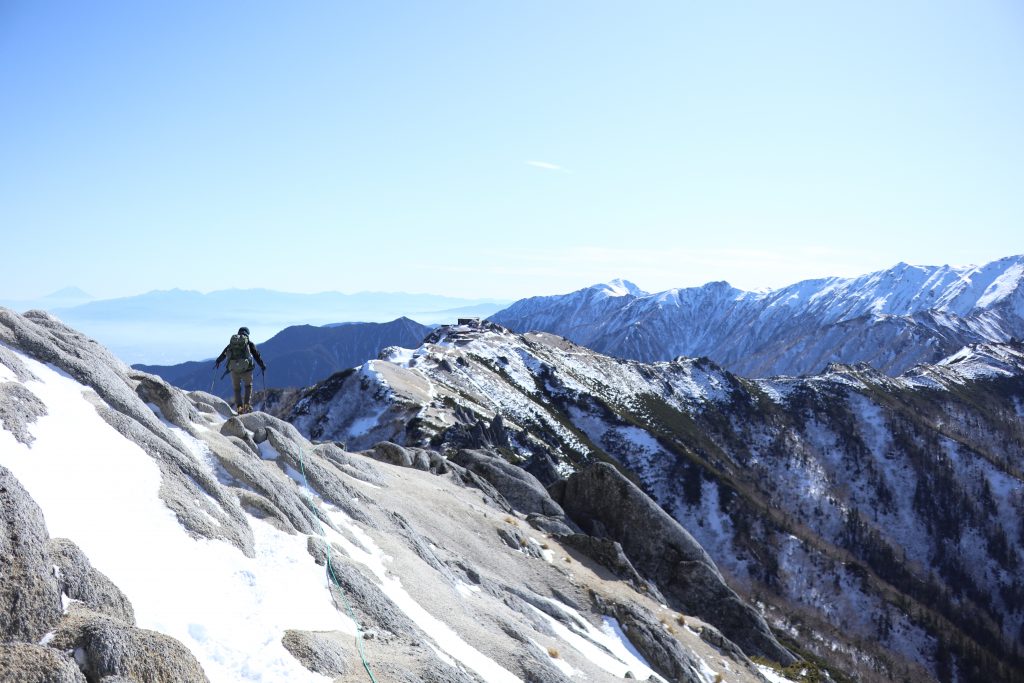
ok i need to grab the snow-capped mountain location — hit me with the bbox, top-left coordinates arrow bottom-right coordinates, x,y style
490,256 -> 1024,377
0,307 -> 794,683
279,321 -> 1024,683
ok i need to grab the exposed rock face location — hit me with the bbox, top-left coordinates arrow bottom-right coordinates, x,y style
363,441 -> 427,470
0,381 -> 47,445
450,448 -> 570,519
558,462 -> 795,665
313,441 -> 388,486
132,372 -> 199,430
0,465 -> 63,642
556,534 -> 664,601
0,343 -> 38,383
323,553 -> 419,639
51,605 -> 209,683
281,629 -> 350,677
48,538 -> 136,625
592,595 -> 707,683
0,643 -> 88,683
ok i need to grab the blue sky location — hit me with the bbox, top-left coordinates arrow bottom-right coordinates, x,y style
2,1 -> 1022,300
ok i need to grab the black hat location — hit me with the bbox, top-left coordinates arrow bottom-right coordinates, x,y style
238,327 -> 250,336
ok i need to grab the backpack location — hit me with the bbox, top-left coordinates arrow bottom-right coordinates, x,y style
226,334 -> 254,372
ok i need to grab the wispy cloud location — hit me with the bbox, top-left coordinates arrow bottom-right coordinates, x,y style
526,160 -> 569,173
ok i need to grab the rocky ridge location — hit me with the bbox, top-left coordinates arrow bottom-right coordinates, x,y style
281,320 -> 1024,683
0,307 -> 784,683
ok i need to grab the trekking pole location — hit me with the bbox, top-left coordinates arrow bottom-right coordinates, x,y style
209,367 -> 216,393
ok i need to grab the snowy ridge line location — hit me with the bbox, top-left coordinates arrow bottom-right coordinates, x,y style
490,255 -> 1024,377
293,443 -> 379,682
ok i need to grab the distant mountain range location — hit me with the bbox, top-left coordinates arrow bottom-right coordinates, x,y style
9,256 -> 1024,375
490,256 -> 1024,377
135,317 -> 433,393
7,287 -> 506,364
0,286 -> 94,311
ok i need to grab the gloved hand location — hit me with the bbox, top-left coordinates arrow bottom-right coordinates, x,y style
214,362 -> 220,370
260,364 -> 267,373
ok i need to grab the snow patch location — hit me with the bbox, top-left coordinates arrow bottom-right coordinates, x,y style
258,439 -> 280,461
757,664 -> 798,683
530,639 -> 581,677
0,354 -> 354,682
526,600 -> 667,681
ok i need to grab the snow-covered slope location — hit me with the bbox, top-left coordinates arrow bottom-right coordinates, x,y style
0,308 -> 786,683
281,321 -> 1024,683
490,256 -> 1024,377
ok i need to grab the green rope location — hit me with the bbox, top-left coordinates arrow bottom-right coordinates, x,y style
296,446 -> 379,683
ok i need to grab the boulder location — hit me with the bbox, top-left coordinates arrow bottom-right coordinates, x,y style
323,555 -> 418,639
560,462 -> 795,665
131,372 -> 199,432
526,513 -> 578,536
313,442 -> 388,485
187,390 -> 233,419
0,466 -> 62,642
48,538 -> 136,625
281,629 -> 350,677
0,643 -> 87,683
51,605 -> 209,683
410,449 -> 431,471
450,449 -> 568,519
0,381 -> 47,446
523,449 -> 563,487
364,441 -> 414,468
0,341 -> 38,383
556,533 -> 664,602
219,416 -> 251,441
237,411 -> 307,449
445,462 -> 515,513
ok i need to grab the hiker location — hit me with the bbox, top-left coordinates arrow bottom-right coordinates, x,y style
214,326 -> 266,414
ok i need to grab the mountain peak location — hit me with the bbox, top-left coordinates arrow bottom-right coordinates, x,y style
592,278 -> 646,297
42,286 -> 93,300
